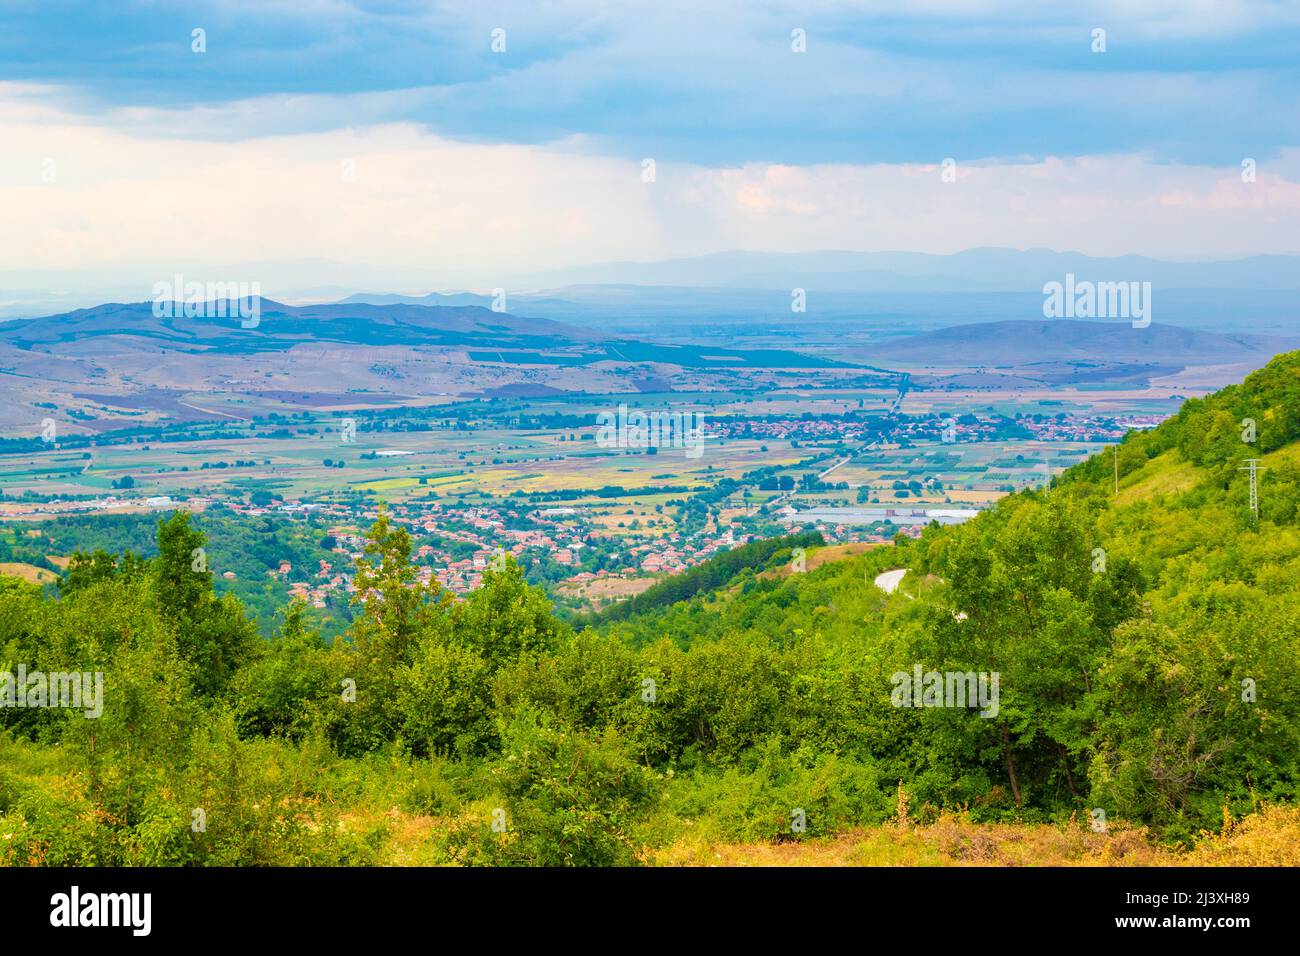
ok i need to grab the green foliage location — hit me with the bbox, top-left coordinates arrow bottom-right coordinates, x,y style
456,557 -> 562,667
577,530 -> 825,627
231,601 -> 337,740
153,512 -> 258,695
395,638 -> 494,758
443,713 -> 658,866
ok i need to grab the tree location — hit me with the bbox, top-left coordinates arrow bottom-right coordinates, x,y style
58,549 -> 146,595
155,511 -> 212,623
153,511 -> 256,695
349,510 -> 451,673
455,555 -> 560,668
332,511 -> 454,752
231,600 -> 336,740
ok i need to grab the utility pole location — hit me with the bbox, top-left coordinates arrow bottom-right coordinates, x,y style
1240,459 -> 1264,519
1113,445 -> 1119,496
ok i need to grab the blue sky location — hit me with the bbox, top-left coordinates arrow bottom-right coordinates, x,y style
3,0 -> 1297,164
1,0 -> 1298,286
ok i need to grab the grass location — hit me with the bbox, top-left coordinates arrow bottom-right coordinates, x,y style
0,562 -> 57,584
1115,449 -> 1200,506
648,806 -> 1300,867
762,542 -> 881,579
5,728 -> 1296,868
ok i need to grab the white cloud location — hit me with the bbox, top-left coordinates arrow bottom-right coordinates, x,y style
1,87 -> 1297,292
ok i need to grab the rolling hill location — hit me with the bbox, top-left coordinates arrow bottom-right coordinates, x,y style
0,299 -> 597,356
0,296 -> 862,429
0,297 -> 850,371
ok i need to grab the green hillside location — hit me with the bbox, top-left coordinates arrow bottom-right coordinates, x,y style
573,529 -> 825,632
2,352 -> 1299,864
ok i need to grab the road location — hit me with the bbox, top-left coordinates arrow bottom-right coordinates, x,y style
873,568 -> 909,594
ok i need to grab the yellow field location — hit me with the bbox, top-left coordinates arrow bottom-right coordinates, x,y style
557,575 -> 659,608
355,472 -> 475,493
0,562 -> 58,584
760,542 -> 882,580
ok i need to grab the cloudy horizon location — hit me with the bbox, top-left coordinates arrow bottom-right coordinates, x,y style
2,0 -> 1299,296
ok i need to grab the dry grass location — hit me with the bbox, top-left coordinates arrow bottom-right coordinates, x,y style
760,542 -> 881,580
1184,805 -> 1300,866
1115,450 -> 1200,506
804,542 -> 880,570
0,562 -> 58,584
649,806 -> 1300,867
557,574 -> 659,610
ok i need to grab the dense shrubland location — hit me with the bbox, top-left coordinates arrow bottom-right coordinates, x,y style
4,352 -> 1300,865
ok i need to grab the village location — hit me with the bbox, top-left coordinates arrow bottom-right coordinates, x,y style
0,407 -> 1168,615
239,497 -> 758,610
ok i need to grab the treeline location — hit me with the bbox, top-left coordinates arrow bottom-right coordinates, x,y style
19,510 -> 348,635
3,484 -> 1298,866
524,484 -> 691,502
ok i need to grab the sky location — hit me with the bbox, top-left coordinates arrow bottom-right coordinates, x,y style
1,0 -> 1298,292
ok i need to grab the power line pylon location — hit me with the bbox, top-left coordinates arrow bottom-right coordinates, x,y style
1239,458 -> 1264,519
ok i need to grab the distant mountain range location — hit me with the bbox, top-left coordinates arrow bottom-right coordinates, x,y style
0,295 -> 862,431
0,297 -> 847,370
0,299 -> 595,355
860,319 -> 1300,366
7,298 -> 1296,374
2,295 -> 1292,432
4,247 -> 1298,323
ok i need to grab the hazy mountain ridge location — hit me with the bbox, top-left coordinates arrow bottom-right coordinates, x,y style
0,298 -> 599,355
861,319 -> 1300,366
5,248 -> 1299,323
